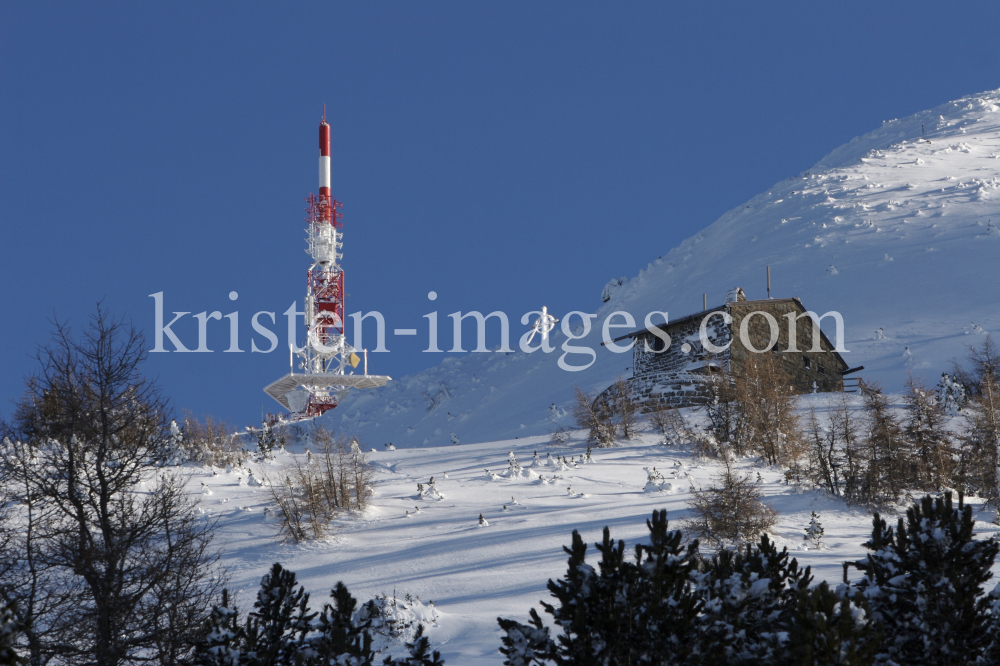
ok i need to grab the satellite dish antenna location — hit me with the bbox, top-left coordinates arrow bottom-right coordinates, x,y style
526,306 -> 559,344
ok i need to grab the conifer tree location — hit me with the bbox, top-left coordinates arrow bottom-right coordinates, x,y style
851,493 -> 999,665
632,510 -> 701,663
784,582 -> 876,666
257,421 -> 278,459
937,372 -> 966,415
0,601 -> 23,666
858,381 -> 909,506
497,510 -> 700,666
194,589 -> 246,666
959,369 -> 1000,506
804,511 -> 824,548
903,374 -> 953,490
244,564 -> 316,665
313,582 -> 376,665
695,534 -> 812,664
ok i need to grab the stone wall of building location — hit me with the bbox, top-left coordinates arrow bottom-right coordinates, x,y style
598,297 -> 851,411
631,308 -> 731,376
727,299 -> 849,393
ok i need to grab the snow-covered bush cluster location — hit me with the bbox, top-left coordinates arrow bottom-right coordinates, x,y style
197,563 -> 444,665
266,426 -> 374,542
357,592 -> 440,654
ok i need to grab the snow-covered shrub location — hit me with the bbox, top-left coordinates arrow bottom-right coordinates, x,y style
265,427 -> 372,542
174,410 -> 246,468
418,477 -> 444,500
196,565 -> 444,666
648,403 -> 694,448
643,466 -> 669,493
684,465 -> 776,547
356,591 -> 440,654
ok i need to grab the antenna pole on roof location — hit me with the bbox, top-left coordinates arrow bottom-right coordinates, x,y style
767,266 -> 771,299
703,293 -> 707,310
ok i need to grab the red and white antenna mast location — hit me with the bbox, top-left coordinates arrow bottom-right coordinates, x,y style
263,112 -> 390,423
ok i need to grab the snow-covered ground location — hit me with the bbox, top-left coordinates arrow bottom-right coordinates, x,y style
200,393 -> 1000,664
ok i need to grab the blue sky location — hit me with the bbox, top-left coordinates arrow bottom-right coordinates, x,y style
2,2 -> 999,426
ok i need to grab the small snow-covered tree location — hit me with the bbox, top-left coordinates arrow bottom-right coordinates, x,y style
256,420 -> 278,459
804,511 -> 824,548
162,418 -> 187,465
938,372 -> 967,415
684,464 -> 776,546
243,563 -> 316,663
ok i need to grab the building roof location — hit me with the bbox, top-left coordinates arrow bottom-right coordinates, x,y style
603,298 -> 801,344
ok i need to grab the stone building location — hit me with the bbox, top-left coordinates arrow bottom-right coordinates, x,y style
601,288 -> 857,409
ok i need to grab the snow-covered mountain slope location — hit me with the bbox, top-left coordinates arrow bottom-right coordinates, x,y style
330,90 -> 1000,448
209,397 -> 1000,664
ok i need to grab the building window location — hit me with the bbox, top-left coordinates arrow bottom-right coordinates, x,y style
649,335 -> 667,352
803,357 -> 811,369
819,363 -> 826,375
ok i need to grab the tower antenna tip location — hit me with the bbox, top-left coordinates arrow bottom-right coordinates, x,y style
322,104 -> 326,122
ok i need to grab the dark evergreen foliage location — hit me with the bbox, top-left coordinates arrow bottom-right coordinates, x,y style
695,533 -> 811,665
500,499 -> 1000,666
784,582 -> 877,666
313,582 -> 376,663
193,565 -> 444,666
850,492 -> 999,665
244,564 -> 317,665
0,601 -> 24,666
